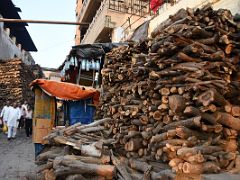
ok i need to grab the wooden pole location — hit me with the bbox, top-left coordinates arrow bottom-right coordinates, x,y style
0,18 -> 89,26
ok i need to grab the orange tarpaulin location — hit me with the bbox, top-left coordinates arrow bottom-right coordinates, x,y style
30,79 -> 100,105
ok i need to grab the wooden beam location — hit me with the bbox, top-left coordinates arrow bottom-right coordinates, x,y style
0,18 -> 89,26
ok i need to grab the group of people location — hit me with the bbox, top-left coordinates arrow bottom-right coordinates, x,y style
0,100 -> 33,140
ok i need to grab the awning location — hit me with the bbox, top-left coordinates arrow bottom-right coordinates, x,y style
30,79 -> 100,105
71,42 -> 128,59
59,42 -> 128,70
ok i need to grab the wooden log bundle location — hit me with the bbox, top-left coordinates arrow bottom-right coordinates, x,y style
0,59 -> 43,108
100,5 -> 240,177
28,118 -> 117,180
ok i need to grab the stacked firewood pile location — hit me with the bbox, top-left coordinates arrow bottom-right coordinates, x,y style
0,58 -> 42,108
27,118 -> 118,180
100,5 -> 240,175
30,5 -> 240,180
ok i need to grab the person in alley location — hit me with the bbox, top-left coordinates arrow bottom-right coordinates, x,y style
7,102 -> 21,140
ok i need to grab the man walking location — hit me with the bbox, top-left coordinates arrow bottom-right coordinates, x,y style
7,102 -> 21,140
20,100 -> 28,128
25,105 -> 33,137
0,101 -> 11,134
16,102 -> 22,129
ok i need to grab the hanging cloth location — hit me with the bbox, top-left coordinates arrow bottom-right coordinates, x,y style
150,0 -> 164,13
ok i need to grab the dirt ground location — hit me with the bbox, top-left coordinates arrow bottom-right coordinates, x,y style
0,128 -> 36,180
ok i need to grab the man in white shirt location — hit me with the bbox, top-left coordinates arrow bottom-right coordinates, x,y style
20,101 -> 28,128
25,105 -> 33,137
7,102 -> 21,140
0,101 -> 11,134
16,102 -> 22,129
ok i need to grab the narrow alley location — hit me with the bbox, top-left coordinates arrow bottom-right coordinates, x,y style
0,129 -> 36,180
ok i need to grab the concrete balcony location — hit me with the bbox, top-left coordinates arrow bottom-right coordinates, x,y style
81,0 -> 149,44
77,0 -> 102,23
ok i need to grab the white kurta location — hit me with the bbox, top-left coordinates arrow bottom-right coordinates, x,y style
21,104 -> 28,116
16,107 -> 21,118
7,107 -> 21,127
0,105 -> 11,122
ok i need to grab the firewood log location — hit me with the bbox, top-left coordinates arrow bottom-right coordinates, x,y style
169,95 -> 186,114
151,170 -> 175,180
54,156 -> 116,179
184,106 -> 217,124
213,112 -> 240,130
129,159 -> 152,173
64,155 -> 110,164
176,126 -> 209,140
198,88 -> 229,107
125,138 -> 143,152
177,146 -> 223,158
182,162 -> 220,174
111,152 -> 132,180
66,174 -> 87,180
161,116 -> 201,132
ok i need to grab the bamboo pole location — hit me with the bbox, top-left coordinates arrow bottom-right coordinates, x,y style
0,18 -> 89,26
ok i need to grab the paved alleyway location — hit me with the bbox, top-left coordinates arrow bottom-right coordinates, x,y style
0,129 -> 36,180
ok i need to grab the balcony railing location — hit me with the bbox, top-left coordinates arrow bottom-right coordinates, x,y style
108,0 -> 150,17
81,0 -> 151,43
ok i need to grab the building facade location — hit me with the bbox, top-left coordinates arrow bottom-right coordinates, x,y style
42,67 -> 61,81
0,0 -> 37,64
75,0 -> 150,45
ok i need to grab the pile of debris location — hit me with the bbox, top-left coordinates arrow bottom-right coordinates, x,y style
0,58 -> 42,107
31,5 -> 240,180
101,5 -> 240,175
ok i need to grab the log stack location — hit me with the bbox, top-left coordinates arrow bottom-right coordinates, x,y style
31,5 -> 240,179
29,119 -> 174,179
100,5 -> 240,175
27,118 -> 117,180
0,58 -> 43,108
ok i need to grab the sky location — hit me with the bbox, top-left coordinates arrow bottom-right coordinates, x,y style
12,0 -> 76,68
